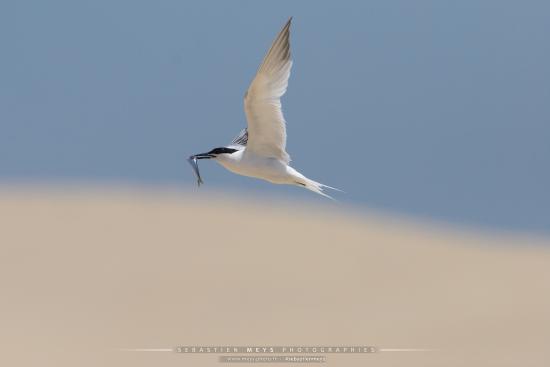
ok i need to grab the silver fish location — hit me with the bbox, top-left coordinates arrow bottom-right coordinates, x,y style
187,156 -> 204,186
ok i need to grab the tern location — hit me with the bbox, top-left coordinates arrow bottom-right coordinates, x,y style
188,17 -> 340,199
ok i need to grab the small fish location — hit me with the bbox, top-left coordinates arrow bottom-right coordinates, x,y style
187,155 -> 204,186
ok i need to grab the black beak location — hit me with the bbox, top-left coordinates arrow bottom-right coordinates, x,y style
187,153 -> 213,187
192,152 -> 214,160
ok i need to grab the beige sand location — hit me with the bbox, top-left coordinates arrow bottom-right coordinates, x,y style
1,188 -> 549,366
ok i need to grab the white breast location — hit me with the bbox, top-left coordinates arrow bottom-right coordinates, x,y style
215,149 -> 292,184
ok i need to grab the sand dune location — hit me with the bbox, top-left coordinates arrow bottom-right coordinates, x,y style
1,188 -> 549,366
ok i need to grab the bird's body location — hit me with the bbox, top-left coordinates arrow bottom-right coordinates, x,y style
188,18 -> 339,199
216,150 -> 289,184
216,148 -> 310,186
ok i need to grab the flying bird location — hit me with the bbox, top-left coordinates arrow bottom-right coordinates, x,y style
188,17 -> 340,199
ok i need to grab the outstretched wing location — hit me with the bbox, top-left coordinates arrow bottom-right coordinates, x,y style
243,17 -> 293,163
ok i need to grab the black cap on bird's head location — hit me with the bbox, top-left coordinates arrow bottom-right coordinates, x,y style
187,147 -> 239,187
190,147 -> 239,160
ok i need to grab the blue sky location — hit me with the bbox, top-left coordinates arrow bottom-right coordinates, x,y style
1,0 -> 549,233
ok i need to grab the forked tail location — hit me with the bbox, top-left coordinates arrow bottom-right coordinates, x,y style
296,176 -> 343,200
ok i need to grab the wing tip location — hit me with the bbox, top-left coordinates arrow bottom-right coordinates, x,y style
285,17 -> 293,32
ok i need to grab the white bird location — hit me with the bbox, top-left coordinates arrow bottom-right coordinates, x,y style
188,17 -> 340,199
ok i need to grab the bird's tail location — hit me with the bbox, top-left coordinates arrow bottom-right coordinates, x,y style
297,177 -> 343,200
